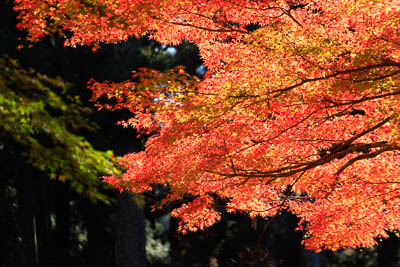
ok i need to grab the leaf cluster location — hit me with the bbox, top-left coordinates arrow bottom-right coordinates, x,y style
0,55 -> 119,203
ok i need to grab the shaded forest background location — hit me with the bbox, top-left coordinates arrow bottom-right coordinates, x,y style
1,1 -> 400,266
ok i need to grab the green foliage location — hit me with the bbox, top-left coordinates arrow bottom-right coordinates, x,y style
0,55 -> 119,203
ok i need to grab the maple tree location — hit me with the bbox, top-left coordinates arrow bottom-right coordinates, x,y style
14,0 -> 400,251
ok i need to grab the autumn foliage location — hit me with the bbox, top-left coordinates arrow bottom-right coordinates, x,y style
14,0 -> 400,251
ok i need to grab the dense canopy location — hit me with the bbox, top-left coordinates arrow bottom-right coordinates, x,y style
15,0 -> 400,251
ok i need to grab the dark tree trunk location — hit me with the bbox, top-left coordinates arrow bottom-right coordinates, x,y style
54,181 -> 71,261
36,176 -> 50,263
111,135 -> 146,267
0,154 -> 22,267
303,250 -> 321,267
115,192 -> 146,267
378,233 -> 400,267
16,168 -> 37,267
86,201 -> 113,267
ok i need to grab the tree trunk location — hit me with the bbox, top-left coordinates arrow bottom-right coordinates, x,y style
54,181 -> 71,262
377,233 -> 400,267
36,176 -> 50,264
115,192 -> 146,267
86,200 -> 114,267
303,250 -> 321,267
16,169 -> 37,266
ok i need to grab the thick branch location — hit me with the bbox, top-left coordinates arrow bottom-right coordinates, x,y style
336,144 -> 400,175
205,118 -> 395,179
